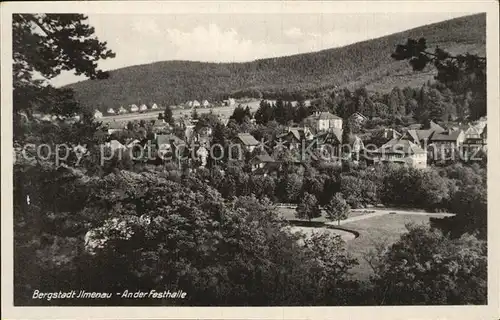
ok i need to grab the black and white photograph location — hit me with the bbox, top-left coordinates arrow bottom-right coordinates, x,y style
1,1 -> 499,319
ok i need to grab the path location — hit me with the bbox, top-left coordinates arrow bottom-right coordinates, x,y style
324,209 -> 454,226
325,211 -> 389,226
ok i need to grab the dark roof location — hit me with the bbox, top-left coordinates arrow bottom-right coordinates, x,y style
278,127 -> 313,142
237,133 -> 260,146
375,139 -> 426,155
107,121 -> 125,129
157,134 -> 184,146
349,112 -> 368,121
252,153 -> 275,163
316,128 -> 342,144
430,120 -> 445,132
405,129 -> 434,142
307,112 -> 342,121
408,123 -> 423,130
430,130 -> 463,142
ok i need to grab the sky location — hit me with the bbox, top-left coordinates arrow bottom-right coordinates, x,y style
50,12 -> 471,87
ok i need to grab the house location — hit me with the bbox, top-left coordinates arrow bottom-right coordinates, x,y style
151,103 -> 159,110
192,100 -> 201,108
151,120 -> 171,134
429,120 -> 446,132
197,126 -> 213,137
139,104 -> 148,112
73,144 -> 88,155
130,104 -> 139,113
94,110 -> 103,119
185,101 -> 194,107
224,98 -> 236,106
202,100 -> 210,107
315,128 -> 343,159
276,127 -> 315,150
407,123 -> 423,130
348,112 -> 368,126
107,108 -> 116,114
107,121 -> 126,134
156,134 -> 185,159
106,140 -> 127,153
401,129 -> 435,147
235,133 -> 260,153
249,153 -> 275,171
195,145 -> 209,167
126,139 -> 141,148
371,139 -> 427,169
461,124 -> 486,159
428,129 -> 465,161
377,128 -> 402,141
304,111 -> 343,132
118,106 -> 128,114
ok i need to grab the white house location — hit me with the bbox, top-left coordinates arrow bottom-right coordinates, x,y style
106,140 -> 127,153
305,112 -> 343,132
192,100 -> 201,108
372,139 -> 427,169
107,108 -> 115,114
224,98 -> 236,106
151,103 -> 159,110
130,104 -> 139,112
202,100 -> 210,107
118,106 -> 128,114
94,110 -> 103,119
196,146 -> 209,167
139,104 -> 148,112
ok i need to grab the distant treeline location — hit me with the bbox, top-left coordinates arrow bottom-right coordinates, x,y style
66,14 -> 485,112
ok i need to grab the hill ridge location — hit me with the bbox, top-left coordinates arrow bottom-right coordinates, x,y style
67,13 -> 485,111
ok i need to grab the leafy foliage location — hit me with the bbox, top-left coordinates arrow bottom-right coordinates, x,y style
370,224 -> 486,305
295,192 -> 321,221
325,193 -> 350,225
392,36 -> 486,119
13,14 -> 115,118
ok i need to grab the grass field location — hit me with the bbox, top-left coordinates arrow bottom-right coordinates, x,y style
277,206 -> 449,280
277,207 -> 375,222
342,214 -> 446,280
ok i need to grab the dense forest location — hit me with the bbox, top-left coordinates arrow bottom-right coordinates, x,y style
65,14 -> 485,112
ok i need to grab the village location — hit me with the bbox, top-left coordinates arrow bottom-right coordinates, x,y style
9,10 -> 491,310
85,97 -> 487,172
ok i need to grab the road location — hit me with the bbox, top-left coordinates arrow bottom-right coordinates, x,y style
99,100 -> 263,124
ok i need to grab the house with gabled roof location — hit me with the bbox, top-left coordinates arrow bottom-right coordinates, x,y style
151,103 -> 159,110
276,127 -> 315,150
235,133 -> 260,153
371,138 -> 427,169
139,104 -> 148,112
428,129 -> 465,161
130,104 -> 139,112
305,111 -> 343,132
106,139 -> 126,153
118,106 -> 128,114
315,128 -> 343,160
94,110 -> 103,119
107,108 -> 116,114
156,134 -> 186,160
202,100 -> 210,107
348,112 -> 368,126
106,121 -> 126,134
250,152 -> 275,172
192,100 -> 201,108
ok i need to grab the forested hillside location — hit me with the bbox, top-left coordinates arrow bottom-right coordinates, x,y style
67,13 -> 485,111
